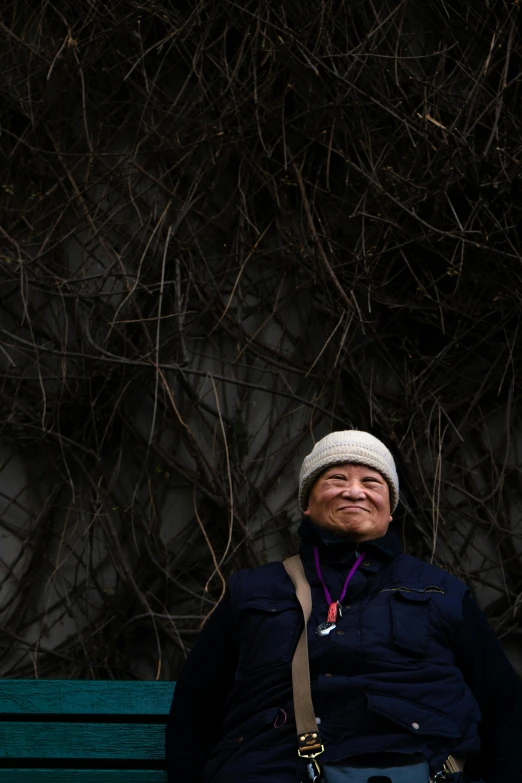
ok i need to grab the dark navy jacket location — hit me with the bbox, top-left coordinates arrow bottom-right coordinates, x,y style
166,525 -> 522,783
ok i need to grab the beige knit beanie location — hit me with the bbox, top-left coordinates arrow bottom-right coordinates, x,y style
299,430 -> 399,512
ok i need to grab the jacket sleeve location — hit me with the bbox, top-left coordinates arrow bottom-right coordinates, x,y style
165,590 -> 239,783
452,592 -> 522,783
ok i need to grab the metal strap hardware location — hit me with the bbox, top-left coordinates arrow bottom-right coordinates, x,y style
444,755 -> 464,773
297,732 -> 324,758
430,754 -> 465,781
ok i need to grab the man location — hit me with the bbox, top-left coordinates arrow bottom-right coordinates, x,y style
166,430 -> 522,782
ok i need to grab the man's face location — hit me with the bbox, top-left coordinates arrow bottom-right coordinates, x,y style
304,463 -> 392,543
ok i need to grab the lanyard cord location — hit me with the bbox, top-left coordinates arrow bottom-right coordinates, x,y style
313,546 -> 366,607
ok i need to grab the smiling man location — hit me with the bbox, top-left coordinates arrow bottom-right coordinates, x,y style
166,431 -> 522,783
303,464 -> 392,542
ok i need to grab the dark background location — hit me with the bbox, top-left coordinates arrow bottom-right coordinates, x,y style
0,0 -> 521,680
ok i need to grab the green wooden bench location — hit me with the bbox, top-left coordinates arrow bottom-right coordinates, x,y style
0,680 -> 175,781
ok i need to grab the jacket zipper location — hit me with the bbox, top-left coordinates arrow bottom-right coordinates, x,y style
379,585 -> 445,595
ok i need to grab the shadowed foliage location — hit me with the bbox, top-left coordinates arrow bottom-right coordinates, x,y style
0,0 -> 521,679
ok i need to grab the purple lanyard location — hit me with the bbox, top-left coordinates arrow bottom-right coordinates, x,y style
313,546 -> 366,608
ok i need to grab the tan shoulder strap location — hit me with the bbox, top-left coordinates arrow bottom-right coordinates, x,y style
283,555 -> 324,760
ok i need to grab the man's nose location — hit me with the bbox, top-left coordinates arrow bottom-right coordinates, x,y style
341,482 -> 365,497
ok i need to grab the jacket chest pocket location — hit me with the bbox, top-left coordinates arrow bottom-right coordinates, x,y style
235,598 -> 301,678
390,590 -> 431,658
361,589 -> 434,661
389,590 -> 432,657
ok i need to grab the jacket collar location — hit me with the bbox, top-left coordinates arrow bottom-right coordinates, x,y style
297,517 -> 402,564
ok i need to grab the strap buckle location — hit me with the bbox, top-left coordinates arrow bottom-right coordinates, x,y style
430,754 -> 465,782
297,731 -> 324,759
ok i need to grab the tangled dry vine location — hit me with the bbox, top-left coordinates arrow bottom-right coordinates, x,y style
0,0 -> 521,679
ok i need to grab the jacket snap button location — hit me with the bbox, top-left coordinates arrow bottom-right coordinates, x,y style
343,604 -> 350,610
236,736 -> 243,742
325,673 -> 333,677
412,722 -> 420,730
315,717 -> 321,725
336,630 -> 345,635
363,561 -> 371,566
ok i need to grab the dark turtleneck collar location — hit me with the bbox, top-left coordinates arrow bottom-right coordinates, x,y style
297,517 -> 402,562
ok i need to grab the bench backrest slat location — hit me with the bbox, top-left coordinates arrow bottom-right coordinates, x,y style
0,680 -> 175,779
0,721 -> 165,759
0,772 -> 166,782
0,680 -> 174,715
